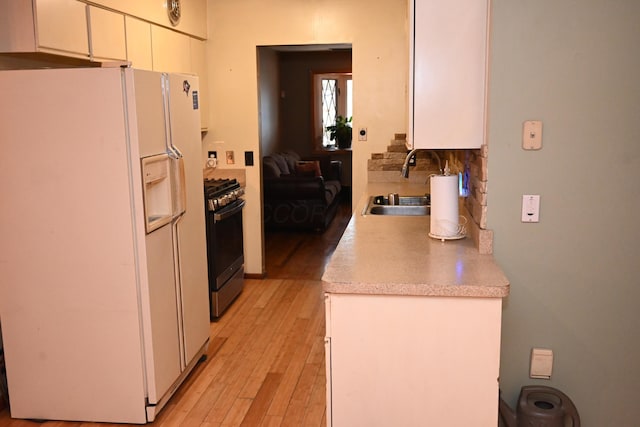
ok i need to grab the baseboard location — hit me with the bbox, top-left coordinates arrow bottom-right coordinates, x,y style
244,272 -> 266,280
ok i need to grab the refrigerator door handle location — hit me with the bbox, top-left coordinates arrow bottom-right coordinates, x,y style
167,144 -> 183,160
171,217 -> 187,370
163,73 -> 184,162
170,156 -> 187,218
172,145 -> 184,158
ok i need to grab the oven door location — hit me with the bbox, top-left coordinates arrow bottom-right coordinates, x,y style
206,199 -> 245,290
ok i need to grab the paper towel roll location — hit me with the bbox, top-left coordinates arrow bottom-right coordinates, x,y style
430,174 -> 460,238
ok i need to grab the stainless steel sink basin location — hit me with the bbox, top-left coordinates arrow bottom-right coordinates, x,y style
362,195 -> 431,216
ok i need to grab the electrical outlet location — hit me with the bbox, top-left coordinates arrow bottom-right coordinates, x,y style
226,151 -> 235,165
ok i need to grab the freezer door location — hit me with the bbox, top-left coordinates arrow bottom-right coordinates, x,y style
130,69 -> 169,157
166,73 -> 210,366
143,225 -> 182,403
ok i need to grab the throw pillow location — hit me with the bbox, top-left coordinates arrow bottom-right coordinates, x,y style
296,161 -> 322,177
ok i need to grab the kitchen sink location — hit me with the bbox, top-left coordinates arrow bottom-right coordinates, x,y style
362,194 -> 430,216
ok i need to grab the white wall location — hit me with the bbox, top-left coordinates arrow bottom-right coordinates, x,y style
487,1 -> 640,424
204,0 -> 408,275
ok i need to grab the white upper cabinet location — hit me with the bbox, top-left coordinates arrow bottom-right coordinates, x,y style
0,0 -> 89,58
151,25 -> 191,74
86,0 -> 207,39
125,16 -> 153,70
88,6 -> 126,61
409,0 -> 489,149
190,38 -> 209,130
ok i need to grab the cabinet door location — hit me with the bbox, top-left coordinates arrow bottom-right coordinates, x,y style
88,6 -> 126,61
326,293 -> 501,426
410,0 -> 488,149
35,0 -> 89,57
78,0 -> 207,39
125,16 -> 153,70
151,25 -> 191,74
190,38 -> 209,130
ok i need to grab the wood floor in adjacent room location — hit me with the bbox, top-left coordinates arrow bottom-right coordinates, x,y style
0,198 -> 352,427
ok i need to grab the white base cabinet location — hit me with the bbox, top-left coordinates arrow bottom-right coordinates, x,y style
325,293 -> 502,427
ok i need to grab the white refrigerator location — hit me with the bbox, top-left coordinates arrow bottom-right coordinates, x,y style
0,67 -> 210,423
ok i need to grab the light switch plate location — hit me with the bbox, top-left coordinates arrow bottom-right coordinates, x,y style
522,195 -> 540,222
523,120 -> 543,150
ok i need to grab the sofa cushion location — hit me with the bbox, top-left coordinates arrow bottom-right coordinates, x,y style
263,156 -> 282,178
324,180 -> 341,205
280,150 -> 300,172
270,153 -> 291,175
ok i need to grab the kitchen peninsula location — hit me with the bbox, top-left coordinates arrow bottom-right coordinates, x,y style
322,182 -> 509,427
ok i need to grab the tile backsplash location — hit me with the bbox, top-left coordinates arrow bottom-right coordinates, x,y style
367,134 -> 492,253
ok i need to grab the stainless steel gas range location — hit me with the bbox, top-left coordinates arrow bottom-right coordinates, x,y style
204,178 -> 245,319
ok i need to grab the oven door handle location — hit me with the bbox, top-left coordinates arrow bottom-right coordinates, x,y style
213,199 -> 245,222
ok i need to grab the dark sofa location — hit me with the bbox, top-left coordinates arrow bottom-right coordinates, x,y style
263,150 -> 342,231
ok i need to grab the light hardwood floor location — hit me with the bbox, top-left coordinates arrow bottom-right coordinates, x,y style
0,198 -> 352,427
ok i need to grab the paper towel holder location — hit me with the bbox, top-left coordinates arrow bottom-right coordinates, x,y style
428,216 -> 467,241
429,170 -> 466,241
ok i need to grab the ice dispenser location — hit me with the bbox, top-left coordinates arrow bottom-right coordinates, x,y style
141,154 -> 172,233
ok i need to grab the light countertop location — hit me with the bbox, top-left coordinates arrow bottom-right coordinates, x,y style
321,182 -> 509,298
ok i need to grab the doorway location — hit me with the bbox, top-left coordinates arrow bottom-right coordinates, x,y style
257,44 -> 353,278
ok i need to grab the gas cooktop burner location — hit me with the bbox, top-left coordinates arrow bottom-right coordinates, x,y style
204,178 -> 240,197
204,178 -> 243,212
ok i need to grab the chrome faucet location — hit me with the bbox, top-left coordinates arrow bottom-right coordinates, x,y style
400,149 -> 442,178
